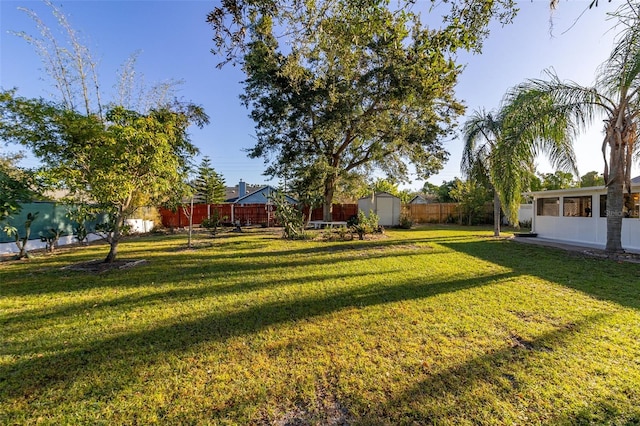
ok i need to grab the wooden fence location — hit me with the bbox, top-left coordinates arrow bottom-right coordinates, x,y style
402,203 -> 460,224
158,203 -> 359,228
159,202 -> 486,228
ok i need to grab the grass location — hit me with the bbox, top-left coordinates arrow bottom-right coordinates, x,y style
1,226 -> 640,425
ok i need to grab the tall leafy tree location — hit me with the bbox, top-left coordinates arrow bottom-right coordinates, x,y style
194,156 -> 226,204
1,3 -> 208,262
240,0 -> 516,221
538,171 -> 576,190
208,0 -> 517,66
506,2 -> 640,252
0,152 -> 37,222
0,94 -> 208,262
580,170 -> 606,187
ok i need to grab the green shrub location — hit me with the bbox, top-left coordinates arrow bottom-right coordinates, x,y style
350,210 -> 379,240
399,213 -> 413,229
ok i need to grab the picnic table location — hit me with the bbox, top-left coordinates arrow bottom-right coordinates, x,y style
308,220 -> 348,229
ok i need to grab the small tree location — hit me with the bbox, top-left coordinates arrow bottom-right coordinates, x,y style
269,191 -> 304,239
350,210 -> 380,241
450,179 -> 492,226
1,4 -> 209,262
194,156 -> 226,204
3,212 -> 38,259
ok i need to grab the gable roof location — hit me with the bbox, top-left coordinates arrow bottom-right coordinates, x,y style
358,191 -> 400,201
409,195 -> 427,204
234,185 -> 298,204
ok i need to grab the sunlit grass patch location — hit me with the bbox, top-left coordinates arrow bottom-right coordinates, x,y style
1,226 -> 639,424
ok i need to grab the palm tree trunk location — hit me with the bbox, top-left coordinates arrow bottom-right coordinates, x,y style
493,190 -> 501,237
605,179 -> 625,253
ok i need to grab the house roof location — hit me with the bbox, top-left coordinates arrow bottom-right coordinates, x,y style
526,175 -> 640,197
409,195 -> 427,204
233,185 -> 298,204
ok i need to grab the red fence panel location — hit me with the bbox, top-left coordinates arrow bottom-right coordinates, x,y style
309,204 -> 358,221
159,203 -> 359,228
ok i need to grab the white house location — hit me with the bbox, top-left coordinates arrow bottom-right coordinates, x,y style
527,178 -> 640,252
358,192 -> 401,227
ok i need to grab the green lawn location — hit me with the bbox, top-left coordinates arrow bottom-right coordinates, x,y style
1,226 -> 639,425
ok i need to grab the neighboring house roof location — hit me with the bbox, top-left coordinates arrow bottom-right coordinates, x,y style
234,185 -> 298,204
225,183 -> 262,202
409,195 -> 428,204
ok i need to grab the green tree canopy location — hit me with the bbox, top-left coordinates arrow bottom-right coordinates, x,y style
240,0 -> 516,220
1,3 -> 209,262
0,152 -> 38,222
538,171 -> 576,190
580,170 -> 606,187
0,92 -> 208,262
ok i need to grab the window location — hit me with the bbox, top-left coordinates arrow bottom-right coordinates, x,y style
600,193 -> 640,218
625,193 -> 640,218
563,196 -> 592,217
537,197 -> 559,216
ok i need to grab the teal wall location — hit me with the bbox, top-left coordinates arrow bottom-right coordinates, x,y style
0,202 -> 105,243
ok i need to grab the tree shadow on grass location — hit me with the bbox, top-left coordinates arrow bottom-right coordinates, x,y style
0,238 -> 443,297
439,239 -> 640,311
365,313 -> 638,424
0,270 -> 512,403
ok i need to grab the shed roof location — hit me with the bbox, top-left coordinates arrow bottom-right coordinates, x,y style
357,191 -> 400,201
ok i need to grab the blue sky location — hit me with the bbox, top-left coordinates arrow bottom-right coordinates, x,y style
0,0 -> 628,190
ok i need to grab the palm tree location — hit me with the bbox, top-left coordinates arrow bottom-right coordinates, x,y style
461,109 -> 505,237
506,2 -> 640,252
461,105 -> 578,237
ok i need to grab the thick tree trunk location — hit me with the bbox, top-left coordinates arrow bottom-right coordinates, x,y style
323,177 -> 336,222
605,180 -> 624,253
604,120 -> 629,253
493,190 -> 501,237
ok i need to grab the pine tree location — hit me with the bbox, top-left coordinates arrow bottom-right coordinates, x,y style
194,156 -> 226,204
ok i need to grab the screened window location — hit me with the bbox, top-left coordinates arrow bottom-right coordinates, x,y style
537,197 -> 559,216
563,196 -> 592,217
600,193 -> 640,218
625,193 -> 640,218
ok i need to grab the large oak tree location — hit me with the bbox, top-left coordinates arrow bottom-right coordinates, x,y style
237,0 -> 516,220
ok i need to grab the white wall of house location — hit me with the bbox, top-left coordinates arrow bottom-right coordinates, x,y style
529,185 -> 640,252
518,204 -> 533,224
124,219 -> 155,233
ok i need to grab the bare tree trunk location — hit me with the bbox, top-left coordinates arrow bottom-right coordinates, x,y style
493,190 -> 501,237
